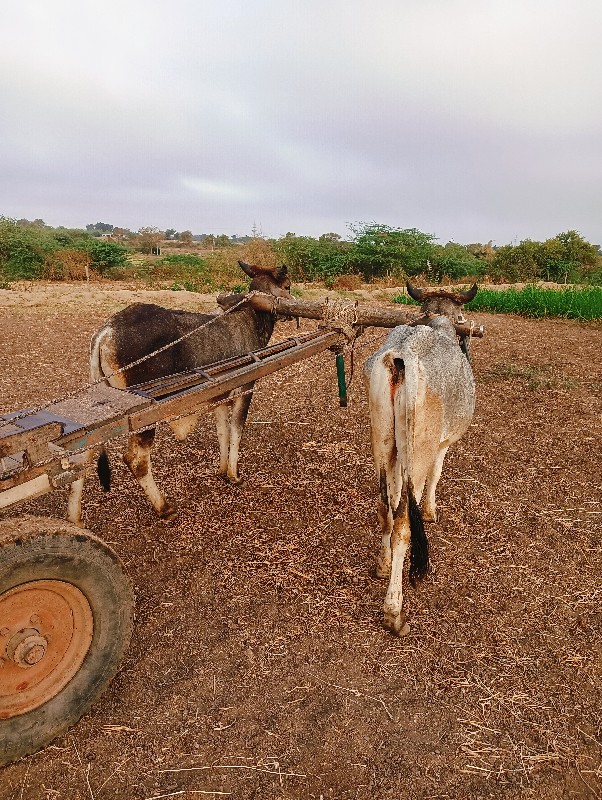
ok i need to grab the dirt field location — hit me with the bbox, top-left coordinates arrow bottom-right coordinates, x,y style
1,284 -> 601,800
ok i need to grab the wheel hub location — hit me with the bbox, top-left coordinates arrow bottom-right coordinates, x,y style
8,628 -> 49,667
0,580 -> 93,718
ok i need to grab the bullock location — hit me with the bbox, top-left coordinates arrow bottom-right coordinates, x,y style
363,283 -> 477,635
67,261 -> 291,524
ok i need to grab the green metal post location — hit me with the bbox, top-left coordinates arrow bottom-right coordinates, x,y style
336,352 -> 347,407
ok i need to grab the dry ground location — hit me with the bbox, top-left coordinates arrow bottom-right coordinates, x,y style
0,283 -> 601,800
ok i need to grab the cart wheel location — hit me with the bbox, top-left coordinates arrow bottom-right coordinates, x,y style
0,516 -> 133,767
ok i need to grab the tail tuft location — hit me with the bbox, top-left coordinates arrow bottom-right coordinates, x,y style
97,448 -> 111,492
408,484 -> 429,587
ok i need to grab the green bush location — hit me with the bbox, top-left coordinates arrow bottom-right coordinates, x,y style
272,235 -> 353,282
0,216 -> 53,279
84,239 -> 130,274
157,253 -> 206,268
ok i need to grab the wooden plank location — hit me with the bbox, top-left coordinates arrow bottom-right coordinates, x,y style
58,418 -> 133,452
0,422 -> 63,459
0,474 -> 52,509
129,329 -> 340,430
52,383 -> 152,429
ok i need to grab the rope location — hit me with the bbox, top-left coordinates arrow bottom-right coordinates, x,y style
319,298 -> 359,343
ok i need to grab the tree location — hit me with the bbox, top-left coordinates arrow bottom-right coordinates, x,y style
86,222 -> 114,235
490,240 -> 545,283
165,228 -> 177,240
137,226 -> 163,254
348,223 -> 436,280
430,242 -> 484,281
542,231 -> 599,282
0,216 -> 54,279
178,230 -> 193,246
273,234 -> 351,282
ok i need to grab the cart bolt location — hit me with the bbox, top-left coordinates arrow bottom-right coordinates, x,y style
30,613 -> 41,625
7,629 -> 48,668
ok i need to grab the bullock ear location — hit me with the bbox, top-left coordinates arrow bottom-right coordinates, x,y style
457,283 -> 478,304
238,261 -> 258,278
406,281 -> 425,302
275,264 -> 288,281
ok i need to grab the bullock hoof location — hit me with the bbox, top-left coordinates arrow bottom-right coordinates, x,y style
158,503 -> 177,522
372,560 -> 391,579
228,475 -> 244,487
373,548 -> 391,579
422,507 -> 438,523
383,609 -> 411,637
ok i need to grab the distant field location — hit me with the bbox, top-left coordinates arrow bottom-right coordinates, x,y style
393,284 -> 602,320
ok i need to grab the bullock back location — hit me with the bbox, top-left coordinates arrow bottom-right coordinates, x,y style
91,262 -> 290,387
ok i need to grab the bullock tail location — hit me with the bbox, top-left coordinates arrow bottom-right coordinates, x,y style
392,351 -> 430,587
97,447 -> 112,492
408,481 -> 428,586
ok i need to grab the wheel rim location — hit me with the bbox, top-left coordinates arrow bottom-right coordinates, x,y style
0,580 -> 94,719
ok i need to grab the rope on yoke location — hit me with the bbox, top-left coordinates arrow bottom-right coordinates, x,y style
319,297 -> 359,343
318,298 -> 361,407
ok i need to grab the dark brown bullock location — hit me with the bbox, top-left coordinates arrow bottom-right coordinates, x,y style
67,261 -> 291,524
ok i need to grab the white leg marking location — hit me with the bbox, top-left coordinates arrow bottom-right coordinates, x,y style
423,445 -> 449,522
213,404 -> 231,477
66,450 -> 94,526
123,432 -> 176,519
383,507 -> 411,636
226,391 -> 253,485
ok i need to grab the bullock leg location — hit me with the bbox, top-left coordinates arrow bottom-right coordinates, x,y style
422,445 -> 449,522
225,387 -> 253,485
383,498 -> 411,636
123,429 -> 176,520
214,403 -> 231,480
375,472 -> 393,578
365,365 -> 400,580
66,450 -> 94,526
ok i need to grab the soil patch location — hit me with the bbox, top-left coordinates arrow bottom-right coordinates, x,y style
1,285 -> 601,799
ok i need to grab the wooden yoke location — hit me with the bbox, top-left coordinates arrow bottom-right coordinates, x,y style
243,293 -> 485,338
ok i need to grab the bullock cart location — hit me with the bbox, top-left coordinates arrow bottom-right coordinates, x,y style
0,292 -> 483,766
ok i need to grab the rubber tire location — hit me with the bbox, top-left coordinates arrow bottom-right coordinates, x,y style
0,516 -> 134,767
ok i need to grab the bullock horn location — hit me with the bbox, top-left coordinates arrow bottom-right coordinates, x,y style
238,260 -> 257,278
406,281 -> 425,302
456,283 -> 478,304
275,264 -> 288,279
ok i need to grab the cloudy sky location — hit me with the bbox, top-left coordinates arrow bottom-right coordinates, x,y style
1,0 -> 601,245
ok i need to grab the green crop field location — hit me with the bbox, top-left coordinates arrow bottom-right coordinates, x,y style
393,285 -> 602,321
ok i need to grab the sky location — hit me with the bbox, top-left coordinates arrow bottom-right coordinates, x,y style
1,0 -> 601,246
